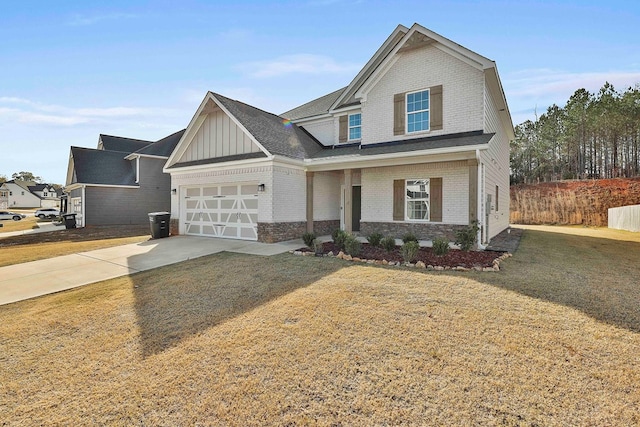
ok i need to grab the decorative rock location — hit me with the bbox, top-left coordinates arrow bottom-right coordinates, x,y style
382,260 -> 388,265
493,265 -> 500,271
483,267 -> 495,272
416,261 -> 426,269
327,251 -> 334,257
352,257 -> 361,262
434,266 -> 444,271
427,265 -> 434,270
337,251 -> 345,259
344,254 -> 352,261
473,266 -> 483,271
444,266 -> 451,270
293,251 -> 303,256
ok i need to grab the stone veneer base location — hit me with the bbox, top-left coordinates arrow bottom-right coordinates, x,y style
360,222 -> 467,241
169,218 -> 179,236
312,220 -> 341,236
258,221 -> 307,243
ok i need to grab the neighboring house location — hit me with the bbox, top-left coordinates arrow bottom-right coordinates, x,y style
28,183 -> 62,208
164,23 -> 514,244
65,130 -> 184,226
0,180 -> 50,208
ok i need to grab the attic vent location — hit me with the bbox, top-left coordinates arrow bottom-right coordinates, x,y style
398,32 -> 435,53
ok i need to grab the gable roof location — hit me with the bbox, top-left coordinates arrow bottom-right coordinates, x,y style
70,147 -> 137,186
131,129 -> 186,157
99,134 -> 154,153
281,87 -> 345,121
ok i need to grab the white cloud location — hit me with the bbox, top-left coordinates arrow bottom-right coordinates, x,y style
241,54 -> 361,78
0,97 -> 180,127
503,69 -> 640,125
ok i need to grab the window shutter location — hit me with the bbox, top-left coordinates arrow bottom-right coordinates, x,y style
393,93 -> 405,135
393,179 -> 404,221
338,115 -> 348,143
430,85 -> 443,130
430,177 -> 442,222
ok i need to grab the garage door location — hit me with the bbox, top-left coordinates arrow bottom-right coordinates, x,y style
182,184 -> 258,240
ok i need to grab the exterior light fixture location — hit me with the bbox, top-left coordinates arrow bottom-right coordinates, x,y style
257,184 -> 265,192
171,188 -> 177,194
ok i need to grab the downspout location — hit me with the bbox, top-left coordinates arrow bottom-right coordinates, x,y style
81,185 -> 86,228
475,149 -> 486,250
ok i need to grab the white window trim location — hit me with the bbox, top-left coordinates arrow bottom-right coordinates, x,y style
405,178 -> 430,222
348,113 -> 361,141
406,88 -> 430,134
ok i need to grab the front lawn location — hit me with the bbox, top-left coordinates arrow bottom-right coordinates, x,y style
1,226 -> 639,425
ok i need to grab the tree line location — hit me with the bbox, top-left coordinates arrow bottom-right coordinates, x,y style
510,82 -> 640,184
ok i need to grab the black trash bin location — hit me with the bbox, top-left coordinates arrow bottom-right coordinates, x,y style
62,213 -> 77,229
148,212 -> 171,239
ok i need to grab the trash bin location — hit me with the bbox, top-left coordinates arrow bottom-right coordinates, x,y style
148,212 -> 171,238
62,213 -> 77,229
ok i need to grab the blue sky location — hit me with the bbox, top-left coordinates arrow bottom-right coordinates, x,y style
1,0 -> 639,185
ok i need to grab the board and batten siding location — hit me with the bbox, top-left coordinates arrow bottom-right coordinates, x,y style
177,110 -> 261,164
362,45 -> 484,145
481,82 -> 510,239
360,161 -> 469,224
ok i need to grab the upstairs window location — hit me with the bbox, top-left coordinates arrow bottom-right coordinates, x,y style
406,89 -> 430,133
348,113 -> 361,140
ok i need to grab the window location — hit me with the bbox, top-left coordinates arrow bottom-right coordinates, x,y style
405,179 -> 430,220
495,185 -> 499,211
9,191 -> 12,196
44,192 -> 48,197
348,113 -> 361,141
406,89 -> 430,133
21,191 -> 24,196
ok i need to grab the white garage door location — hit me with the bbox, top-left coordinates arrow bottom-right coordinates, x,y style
182,184 -> 258,240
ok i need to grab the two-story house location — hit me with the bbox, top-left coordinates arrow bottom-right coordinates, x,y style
0,180 -> 50,209
164,23 -> 514,244
65,130 -> 184,226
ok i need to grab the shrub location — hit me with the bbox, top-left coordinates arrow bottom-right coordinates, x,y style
367,232 -> 384,247
332,229 -> 348,250
454,221 -> 480,251
432,237 -> 450,256
380,236 -> 397,252
401,241 -> 420,263
402,232 -> 419,244
344,233 -> 362,257
312,239 -> 324,254
302,231 -> 316,248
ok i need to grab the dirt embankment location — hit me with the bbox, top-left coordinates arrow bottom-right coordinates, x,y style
510,177 -> 640,226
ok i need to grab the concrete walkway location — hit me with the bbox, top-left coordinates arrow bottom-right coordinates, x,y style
0,235 -> 305,306
0,221 -> 64,239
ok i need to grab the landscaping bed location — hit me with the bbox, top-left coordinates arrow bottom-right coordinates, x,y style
299,241 -> 507,270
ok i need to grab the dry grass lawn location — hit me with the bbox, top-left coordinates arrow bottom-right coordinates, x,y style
0,214 -> 41,233
1,226 -> 639,425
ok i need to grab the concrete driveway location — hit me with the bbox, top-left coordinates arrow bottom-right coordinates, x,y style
0,235 -> 304,306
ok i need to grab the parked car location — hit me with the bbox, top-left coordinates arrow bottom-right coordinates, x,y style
34,208 -> 60,219
0,211 -> 27,221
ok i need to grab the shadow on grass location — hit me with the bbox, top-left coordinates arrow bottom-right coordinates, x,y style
131,251 -> 347,358
473,229 -> 640,333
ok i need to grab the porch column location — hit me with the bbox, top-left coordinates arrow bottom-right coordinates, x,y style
344,169 -> 352,233
468,159 -> 478,223
306,171 -> 314,233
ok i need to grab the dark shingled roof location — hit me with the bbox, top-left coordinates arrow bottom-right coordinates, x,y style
280,87 -> 346,121
99,134 -> 153,153
213,92 -> 324,160
134,129 -> 186,157
71,147 -> 137,186
168,152 -> 268,169
310,131 -> 494,159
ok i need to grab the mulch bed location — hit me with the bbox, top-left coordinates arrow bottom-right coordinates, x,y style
304,242 -> 504,269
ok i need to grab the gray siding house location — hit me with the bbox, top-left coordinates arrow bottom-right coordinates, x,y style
65,130 -> 184,226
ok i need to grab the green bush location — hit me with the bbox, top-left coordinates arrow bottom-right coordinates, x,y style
302,231 -> 316,248
432,237 -> 450,256
401,241 -> 420,263
332,229 -> 348,250
380,236 -> 397,252
344,233 -> 362,257
402,232 -> 419,244
367,232 -> 384,247
454,221 -> 480,251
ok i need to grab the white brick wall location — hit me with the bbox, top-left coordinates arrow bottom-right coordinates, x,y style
482,85 -> 510,239
313,171 -> 341,221
301,118 -> 334,146
361,161 -> 470,224
362,45 -> 484,145
272,166 -> 307,222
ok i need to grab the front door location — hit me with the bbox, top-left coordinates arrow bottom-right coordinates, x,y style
352,185 -> 361,232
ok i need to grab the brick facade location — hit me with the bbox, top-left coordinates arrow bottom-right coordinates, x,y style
360,221 -> 466,241
258,221 -> 307,243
